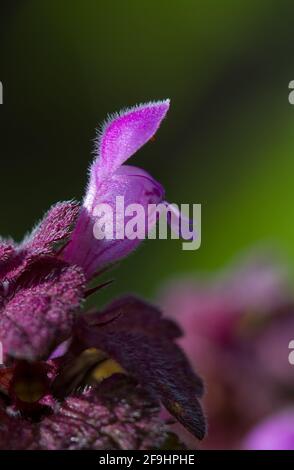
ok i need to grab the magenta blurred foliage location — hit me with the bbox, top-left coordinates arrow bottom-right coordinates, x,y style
160,251 -> 294,449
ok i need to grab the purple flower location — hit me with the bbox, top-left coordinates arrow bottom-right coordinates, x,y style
160,252 -> 294,449
243,409 -> 294,450
63,100 -> 172,278
0,101 -> 205,449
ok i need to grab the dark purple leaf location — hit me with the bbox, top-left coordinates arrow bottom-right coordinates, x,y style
0,258 -> 85,361
75,296 -> 206,439
0,376 -> 168,450
24,201 -> 80,254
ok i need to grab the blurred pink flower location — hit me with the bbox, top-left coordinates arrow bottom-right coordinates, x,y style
243,409 -> 294,450
160,252 -> 294,449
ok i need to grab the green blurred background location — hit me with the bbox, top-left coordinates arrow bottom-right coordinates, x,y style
1,0 -> 294,305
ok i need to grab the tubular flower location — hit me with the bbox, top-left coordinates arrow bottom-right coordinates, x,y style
64,100 -> 173,278
0,101 -> 205,450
